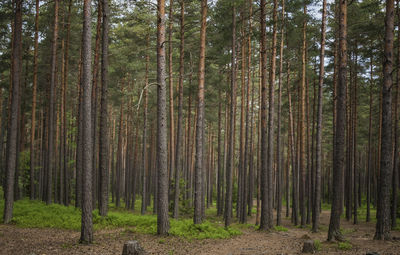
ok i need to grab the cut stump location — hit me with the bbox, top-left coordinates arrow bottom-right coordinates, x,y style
122,240 -> 146,255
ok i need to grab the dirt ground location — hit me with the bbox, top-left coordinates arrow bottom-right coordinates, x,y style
1,210 -> 399,255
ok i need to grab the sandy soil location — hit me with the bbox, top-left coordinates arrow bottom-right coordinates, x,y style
1,209 -> 399,255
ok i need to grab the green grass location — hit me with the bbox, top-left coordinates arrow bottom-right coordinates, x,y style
273,225 -> 288,232
0,199 -> 241,240
338,241 -> 352,250
314,240 -> 322,251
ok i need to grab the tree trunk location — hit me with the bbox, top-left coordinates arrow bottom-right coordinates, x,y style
30,0 -> 39,200
312,0 -> 326,232
194,0 -> 208,225
99,0 -> 110,217
328,0 -> 347,242
299,5 -> 307,228
91,0 -> 102,209
168,0 -> 175,191
173,0 -> 185,219
374,0 -> 394,240
47,0 -> 59,205
80,0 -> 93,243
367,56 -> 373,223
157,0 -> 170,235
276,0 -> 285,226
3,0 -> 22,224
141,35 -> 149,215
225,3 -> 236,228
392,0 -> 400,229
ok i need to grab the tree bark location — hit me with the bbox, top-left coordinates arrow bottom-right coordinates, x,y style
194,0 -> 208,225
276,0 -> 285,226
47,0 -> 59,205
157,0 -> 170,235
312,0 -> 326,232
3,0 -> 22,224
80,0 -> 93,243
328,0 -> 347,242
141,35 -> 149,215
374,0 -> 394,240
225,3 -> 236,228
173,0 -> 185,219
30,0 -> 39,200
99,0 -> 110,217
168,0 -> 175,190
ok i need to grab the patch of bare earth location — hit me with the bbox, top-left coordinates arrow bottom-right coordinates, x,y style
1,210 -> 399,255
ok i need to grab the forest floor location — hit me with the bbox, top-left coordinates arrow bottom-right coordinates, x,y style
1,207 -> 400,255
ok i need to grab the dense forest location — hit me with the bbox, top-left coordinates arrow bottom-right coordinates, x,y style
0,0 -> 399,253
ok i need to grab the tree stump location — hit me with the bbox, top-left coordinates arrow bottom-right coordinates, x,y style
302,240 -> 315,253
122,241 -> 146,255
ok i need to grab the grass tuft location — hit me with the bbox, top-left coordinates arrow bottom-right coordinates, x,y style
273,225 -> 288,232
314,240 -> 322,251
338,241 -> 352,250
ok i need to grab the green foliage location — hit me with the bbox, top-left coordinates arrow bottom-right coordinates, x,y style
314,240 -> 322,251
273,225 -> 288,232
338,242 -> 352,251
0,199 -> 241,240
170,220 -> 241,240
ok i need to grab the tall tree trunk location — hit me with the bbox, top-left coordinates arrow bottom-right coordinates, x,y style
287,63 -> 298,225
353,46 -> 358,225
328,0 -> 347,242
312,0 -> 326,232
92,0 -> 102,209
217,89 -> 223,216
168,0 -> 175,190
30,0 -> 39,200
225,3 -> 236,228
299,5 -> 307,227
141,35 -> 149,215
75,51 -> 83,208
3,0 -> 22,224
259,0 -> 269,230
47,0 -> 60,205
63,0 -> 72,206
157,0 -> 170,234
392,0 -> 400,229
80,0 -> 93,243
173,0 -> 185,219
374,0 -> 394,240
194,0 -> 208,225
99,0 -> 110,217
247,0 -> 254,217
367,56 -> 373,222
276,0 -> 285,226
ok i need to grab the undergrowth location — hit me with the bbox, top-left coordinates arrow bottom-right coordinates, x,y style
0,199 -> 241,240
338,241 -> 352,250
273,225 -> 288,232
